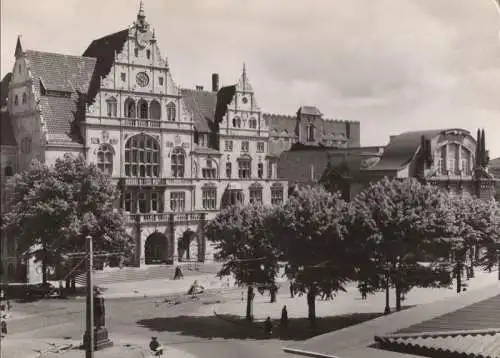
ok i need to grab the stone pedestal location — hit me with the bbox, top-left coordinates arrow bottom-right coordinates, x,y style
83,327 -> 113,351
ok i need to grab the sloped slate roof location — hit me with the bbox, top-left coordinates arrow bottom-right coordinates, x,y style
0,72 -> 12,107
364,129 -> 444,172
82,29 -> 129,102
25,50 -> 96,144
181,89 -> 216,132
278,150 -> 330,184
490,157 -> 500,169
264,113 -> 296,137
0,110 -> 16,146
376,294 -> 500,358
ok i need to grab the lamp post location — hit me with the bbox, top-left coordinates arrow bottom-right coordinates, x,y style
384,262 -> 391,315
85,235 -> 94,358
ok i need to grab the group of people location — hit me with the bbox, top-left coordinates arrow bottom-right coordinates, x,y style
264,305 -> 288,336
0,290 -> 11,337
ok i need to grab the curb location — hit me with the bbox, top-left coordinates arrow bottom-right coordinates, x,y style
283,348 -> 341,358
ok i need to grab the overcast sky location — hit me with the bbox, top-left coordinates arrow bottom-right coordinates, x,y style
2,0 -> 500,158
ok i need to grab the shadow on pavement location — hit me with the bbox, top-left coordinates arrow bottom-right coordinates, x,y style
137,312 -> 384,341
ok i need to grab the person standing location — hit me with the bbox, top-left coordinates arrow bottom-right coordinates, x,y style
264,316 -> 273,336
149,336 -> 164,356
280,305 -> 288,329
0,304 -> 9,337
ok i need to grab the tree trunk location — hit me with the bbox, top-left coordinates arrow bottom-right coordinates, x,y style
456,262 -> 462,294
307,289 -> 316,327
246,286 -> 254,321
395,282 -> 402,311
42,247 -> 48,284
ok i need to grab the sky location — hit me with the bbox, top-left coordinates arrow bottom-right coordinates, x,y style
1,0 -> 500,158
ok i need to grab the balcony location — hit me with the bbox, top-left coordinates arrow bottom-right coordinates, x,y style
123,177 -> 168,186
125,212 -> 205,224
123,118 -> 161,128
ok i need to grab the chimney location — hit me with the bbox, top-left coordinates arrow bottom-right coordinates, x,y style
212,73 -> 219,92
196,85 -> 204,91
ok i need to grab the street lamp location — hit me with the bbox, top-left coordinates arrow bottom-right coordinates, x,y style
85,235 -> 94,358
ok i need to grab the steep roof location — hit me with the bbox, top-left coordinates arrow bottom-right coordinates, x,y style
25,50 -> 96,144
0,109 -> 16,146
82,29 -> 129,102
298,105 -> 322,116
278,150 -> 330,184
181,89 -> 216,132
264,113 -> 296,137
376,294 -> 500,358
364,129 -> 444,172
0,72 -> 12,107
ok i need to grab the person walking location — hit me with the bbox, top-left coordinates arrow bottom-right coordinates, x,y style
173,266 -> 184,280
1,304 -> 9,337
289,282 -> 294,298
280,305 -> 288,329
264,316 -> 273,336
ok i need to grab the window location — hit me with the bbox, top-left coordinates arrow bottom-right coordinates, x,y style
232,117 -> 241,128
199,134 -> 206,147
202,159 -> 217,179
249,118 -> 257,129
257,142 -> 264,153
257,163 -> 263,179
150,100 -> 161,120
226,162 -> 232,178
159,77 -> 164,86
306,124 -> 315,141
267,161 -> 273,179
202,185 -> 217,210
167,102 -> 176,121
18,64 -> 21,73
448,143 -> 459,175
249,184 -> 263,204
170,192 -> 185,212
124,98 -> 136,118
241,141 -> 249,152
121,72 -> 126,82
461,147 -> 471,175
238,158 -> 251,179
138,192 -> 147,213
224,140 -> 233,152
14,95 -> 18,106
435,146 -> 446,175
138,99 -> 148,119
97,144 -> 113,175
125,134 -> 160,177
4,166 -> 13,177
22,93 -> 27,104
106,97 -> 117,117
124,192 -> 133,212
151,192 -> 160,212
146,50 -> 151,59
21,137 -> 31,153
134,48 -> 139,57
171,147 -> 185,178
271,183 -> 284,205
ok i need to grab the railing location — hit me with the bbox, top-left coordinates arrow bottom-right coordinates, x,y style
125,211 -> 205,224
124,177 -> 168,186
124,118 -> 161,128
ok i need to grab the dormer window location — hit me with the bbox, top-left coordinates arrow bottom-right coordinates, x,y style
22,93 -> 27,104
306,124 -> 315,141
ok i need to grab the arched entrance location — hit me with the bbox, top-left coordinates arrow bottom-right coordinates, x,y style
145,232 -> 168,265
177,229 -> 197,262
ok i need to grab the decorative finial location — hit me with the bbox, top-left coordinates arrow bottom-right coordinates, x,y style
243,62 -> 247,77
135,0 -> 149,31
152,28 -> 156,39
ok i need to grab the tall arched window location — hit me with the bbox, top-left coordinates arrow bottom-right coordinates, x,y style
22,93 -> 27,104
124,98 -> 136,118
171,147 -> 185,178
167,102 -> 176,121
14,95 -> 19,106
106,97 -> 117,117
232,117 -> 241,128
461,147 -> 471,175
97,144 -> 114,175
150,100 -> 161,120
125,134 -> 160,177
238,156 -> 251,179
138,99 -> 148,119
271,183 -> 284,205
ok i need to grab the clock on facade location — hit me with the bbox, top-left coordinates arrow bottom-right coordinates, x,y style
241,96 -> 248,104
136,31 -> 148,48
136,72 -> 149,87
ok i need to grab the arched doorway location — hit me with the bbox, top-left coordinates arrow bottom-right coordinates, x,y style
145,232 -> 168,265
177,229 -> 197,262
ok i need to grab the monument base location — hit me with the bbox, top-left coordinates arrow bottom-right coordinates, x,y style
83,327 -> 113,351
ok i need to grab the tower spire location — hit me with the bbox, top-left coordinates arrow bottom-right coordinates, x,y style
135,0 -> 149,31
15,35 -> 23,57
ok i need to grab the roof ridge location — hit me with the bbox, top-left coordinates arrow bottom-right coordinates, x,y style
26,49 -> 96,61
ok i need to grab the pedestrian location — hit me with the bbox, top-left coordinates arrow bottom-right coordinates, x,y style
149,336 -> 164,356
0,289 -> 11,311
289,282 -> 294,298
280,305 -> 288,329
264,316 -> 273,336
1,304 -> 9,337
173,266 -> 183,280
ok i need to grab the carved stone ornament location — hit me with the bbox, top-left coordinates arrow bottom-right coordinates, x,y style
91,137 -> 100,144
123,133 -> 129,139
175,135 -> 181,145
110,138 -> 119,145
182,143 -> 190,149
166,141 -> 174,148
101,130 -> 110,143
153,135 -> 160,141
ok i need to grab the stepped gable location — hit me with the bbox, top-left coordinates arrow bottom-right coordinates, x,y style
364,129 -> 444,172
0,109 -> 16,146
25,50 -> 96,144
264,113 -> 296,137
181,89 -> 217,133
0,72 -> 12,107
82,29 -> 129,103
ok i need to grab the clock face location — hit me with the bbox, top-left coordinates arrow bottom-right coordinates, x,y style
136,72 -> 149,87
136,32 -> 148,48
241,96 -> 248,104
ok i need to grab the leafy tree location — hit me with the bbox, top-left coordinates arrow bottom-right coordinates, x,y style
348,177 -> 455,311
205,203 -> 279,321
2,154 -> 134,284
268,186 -> 351,326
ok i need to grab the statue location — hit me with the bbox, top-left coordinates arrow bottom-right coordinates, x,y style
94,287 -> 105,328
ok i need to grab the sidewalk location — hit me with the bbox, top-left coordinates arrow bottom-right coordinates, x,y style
2,335 -> 197,358
211,269 -> 499,321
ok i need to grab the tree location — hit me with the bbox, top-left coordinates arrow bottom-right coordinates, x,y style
268,186 -> 351,326
2,154 -> 135,284
205,203 -> 279,321
348,178 -> 455,312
